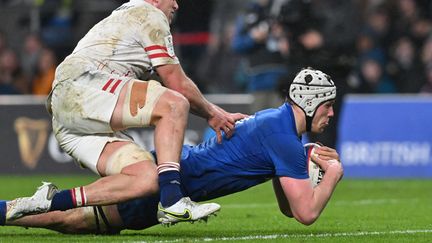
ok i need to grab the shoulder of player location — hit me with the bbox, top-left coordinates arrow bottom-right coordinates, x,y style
113,3 -> 169,26
255,111 -> 299,142
254,107 -> 287,127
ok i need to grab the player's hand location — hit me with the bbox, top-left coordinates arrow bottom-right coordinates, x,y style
313,146 -> 339,165
207,105 -> 248,143
311,146 -> 343,180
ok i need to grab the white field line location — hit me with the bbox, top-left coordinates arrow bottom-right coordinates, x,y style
334,198 -> 419,206
137,229 -> 432,243
221,198 -> 418,209
222,203 -> 277,208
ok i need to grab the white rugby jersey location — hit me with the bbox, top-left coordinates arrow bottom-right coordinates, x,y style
59,0 -> 179,81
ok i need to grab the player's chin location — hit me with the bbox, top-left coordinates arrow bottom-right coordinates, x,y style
169,13 -> 175,22
312,125 -> 326,133
320,123 -> 330,131
166,14 -> 173,23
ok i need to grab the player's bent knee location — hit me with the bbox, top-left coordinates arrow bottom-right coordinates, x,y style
105,143 -> 156,176
169,90 -> 190,112
122,80 -> 167,128
156,89 -> 190,120
119,165 -> 158,197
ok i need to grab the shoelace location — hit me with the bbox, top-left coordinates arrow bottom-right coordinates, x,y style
182,198 -> 198,209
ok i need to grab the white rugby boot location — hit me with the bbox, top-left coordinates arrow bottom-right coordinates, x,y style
157,197 -> 220,225
6,182 -> 58,220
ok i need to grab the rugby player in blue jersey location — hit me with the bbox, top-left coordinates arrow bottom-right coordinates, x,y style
0,68 -> 343,234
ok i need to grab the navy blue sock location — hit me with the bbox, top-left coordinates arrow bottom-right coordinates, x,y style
159,170 -> 183,208
0,201 -> 6,225
50,190 -> 75,211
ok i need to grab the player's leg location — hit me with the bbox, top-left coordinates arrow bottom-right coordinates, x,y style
2,76 -> 161,221
3,205 -> 124,234
110,80 -> 188,208
48,142 -> 159,209
7,76 -> 162,216
72,142 -> 159,206
110,79 -> 220,224
3,142 -> 158,221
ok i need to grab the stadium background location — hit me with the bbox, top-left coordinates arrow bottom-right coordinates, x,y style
0,0 -> 431,241
0,0 -> 431,178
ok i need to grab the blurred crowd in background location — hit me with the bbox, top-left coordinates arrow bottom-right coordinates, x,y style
1,0 -> 432,145
1,0 -> 432,96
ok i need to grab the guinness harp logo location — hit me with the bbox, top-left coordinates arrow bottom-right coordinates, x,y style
14,117 -> 49,169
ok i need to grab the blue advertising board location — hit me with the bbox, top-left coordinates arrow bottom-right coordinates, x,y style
337,95 -> 432,178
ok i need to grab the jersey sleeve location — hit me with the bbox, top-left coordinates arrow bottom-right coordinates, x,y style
262,133 -> 308,179
135,10 -> 179,67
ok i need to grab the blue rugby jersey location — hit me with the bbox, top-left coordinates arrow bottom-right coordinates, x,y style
117,103 -> 309,230
180,103 -> 308,201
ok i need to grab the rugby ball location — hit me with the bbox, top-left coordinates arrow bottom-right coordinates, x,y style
304,143 -> 325,187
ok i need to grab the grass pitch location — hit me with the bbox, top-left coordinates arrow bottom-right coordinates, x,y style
0,176 -> 431,242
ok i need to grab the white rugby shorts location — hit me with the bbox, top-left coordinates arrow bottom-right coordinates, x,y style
51,70 -> 148,174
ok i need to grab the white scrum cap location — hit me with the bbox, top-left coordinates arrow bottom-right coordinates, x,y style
289,67 -> 336,118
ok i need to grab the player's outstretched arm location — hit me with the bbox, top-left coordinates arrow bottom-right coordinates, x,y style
274,147 -> 343,225
156,64 -> 247,143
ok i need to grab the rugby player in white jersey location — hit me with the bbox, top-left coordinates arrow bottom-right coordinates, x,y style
5,0 -> 246,225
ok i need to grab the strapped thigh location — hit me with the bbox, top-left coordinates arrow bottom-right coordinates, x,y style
122,80 -> 167,127
91,206 -> 120,235
105,143 -> 155,176
78,206 -> 120,235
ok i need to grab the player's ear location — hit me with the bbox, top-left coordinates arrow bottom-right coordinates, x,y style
147,0 -> 158,7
